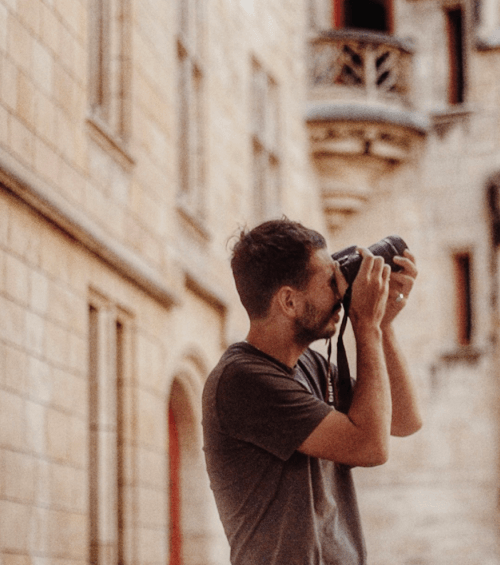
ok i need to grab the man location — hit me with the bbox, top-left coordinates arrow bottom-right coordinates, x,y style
202,219 -> 422,565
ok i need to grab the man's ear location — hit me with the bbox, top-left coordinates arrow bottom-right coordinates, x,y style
275,286 -> 301,318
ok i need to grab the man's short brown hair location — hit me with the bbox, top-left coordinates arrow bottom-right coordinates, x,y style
230,218 -> 326,319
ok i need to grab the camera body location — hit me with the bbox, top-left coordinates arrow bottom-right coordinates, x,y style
332,235 -> 408,287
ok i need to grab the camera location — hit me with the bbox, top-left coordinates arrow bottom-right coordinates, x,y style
332,235 -> 408,287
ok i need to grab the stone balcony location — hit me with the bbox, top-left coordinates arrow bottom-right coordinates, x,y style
306,29 -> 429,232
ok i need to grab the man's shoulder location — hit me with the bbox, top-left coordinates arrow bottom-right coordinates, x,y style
204,342 -> 291,398
212,342 -> 292,378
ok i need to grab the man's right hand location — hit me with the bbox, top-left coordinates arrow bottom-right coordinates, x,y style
348,248 -> 391,334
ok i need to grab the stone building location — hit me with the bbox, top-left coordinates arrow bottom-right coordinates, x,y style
0,1 -> 499,565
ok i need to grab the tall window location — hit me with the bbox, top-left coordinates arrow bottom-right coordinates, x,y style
178,0 -> 206,220
446,7 -> 465,105
453,252 -> 473,346
89,0 -> 131,141
89,298 -> 132,565
251,61 -> 281,222
333,0 -> 393,33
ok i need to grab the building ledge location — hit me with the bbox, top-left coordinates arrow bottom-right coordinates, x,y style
306,102 -> 430,134
476,29 -> 500,51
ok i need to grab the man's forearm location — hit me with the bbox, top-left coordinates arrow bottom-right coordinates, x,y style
382,324 -> 423,436
347,325 -> 392,464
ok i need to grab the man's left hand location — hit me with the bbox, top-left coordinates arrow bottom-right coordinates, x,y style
382,249 -> 417,326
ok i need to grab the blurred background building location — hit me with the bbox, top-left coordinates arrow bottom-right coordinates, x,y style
0,0 -> 499,563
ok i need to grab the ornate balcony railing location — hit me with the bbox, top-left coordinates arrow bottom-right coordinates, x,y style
309,30 -> 414,107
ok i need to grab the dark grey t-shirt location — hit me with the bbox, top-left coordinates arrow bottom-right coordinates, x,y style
202,342 -> 366,565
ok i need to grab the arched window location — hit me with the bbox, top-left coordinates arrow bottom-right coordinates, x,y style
333,0 -> 393,33
167,379 -> 205,565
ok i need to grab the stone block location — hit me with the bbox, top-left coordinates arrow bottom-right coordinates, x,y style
39,3 -> 60,56
0,100 -> 9,147
25,400 -> 47,455
0,500 -> 30,552
29,268 -> 49,315
4,252 -> 29,305
16,70 -> 35,127
28,356 -> 52,404
0,391 -> 26,451
57,21 -> 76,74
47,507 -> 86,557
67,415 -> 86,468
137,486 -> 165,527
137,334 -> 164,393
46,407 -> 71,462
136,389 -> 166,450
17,0 -> 41,35
51,368 -> 86,417
45,320 -> 69,367
40,226 -> 71,282
34,458 -> 51,508
0,296 -> 25,347
28,505 -> 50,553
8,205 -> 43,266
137,447 -> 165,489
68,333 -> 85,376
0,4 -> 7,53
3,344 -> 28,394
4,449 -> 36,503
9,115 -> 35,167
7,14 -> 32,74
53,63 -> 75,116
34,92 -> 57,145
25,311 -> 45,356
138,526 -> 166,564
1,54 -> 18,112
50,463 -> 78,510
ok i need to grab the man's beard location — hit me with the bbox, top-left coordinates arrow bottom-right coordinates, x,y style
294,300 -> 341,347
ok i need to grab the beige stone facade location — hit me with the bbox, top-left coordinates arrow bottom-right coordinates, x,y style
0,0 -> 499,564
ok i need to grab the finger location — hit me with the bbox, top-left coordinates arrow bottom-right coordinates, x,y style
355,248 -> 375,279
393,255 -> 418,278
403,249 -> 416,263
382,263 -> 391,285
356,246 -> 374,258
371,256 -> 386,279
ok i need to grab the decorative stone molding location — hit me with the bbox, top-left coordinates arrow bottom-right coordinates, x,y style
307,30 -> 428,232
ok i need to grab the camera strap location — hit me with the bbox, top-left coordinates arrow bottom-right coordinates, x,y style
327,285 -> 353,414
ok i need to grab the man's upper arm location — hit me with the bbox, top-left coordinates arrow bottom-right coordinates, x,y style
216,364 -> 331,461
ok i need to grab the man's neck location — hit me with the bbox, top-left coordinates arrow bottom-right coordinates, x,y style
246,323 -> 306,369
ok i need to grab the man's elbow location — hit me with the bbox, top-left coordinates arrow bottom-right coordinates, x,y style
391,414 -> 423,437
356,438 -> 390,467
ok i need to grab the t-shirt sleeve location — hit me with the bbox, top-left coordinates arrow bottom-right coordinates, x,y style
216,360 -> 333,461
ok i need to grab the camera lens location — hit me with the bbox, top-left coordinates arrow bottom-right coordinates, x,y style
332,235 -> 408,286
